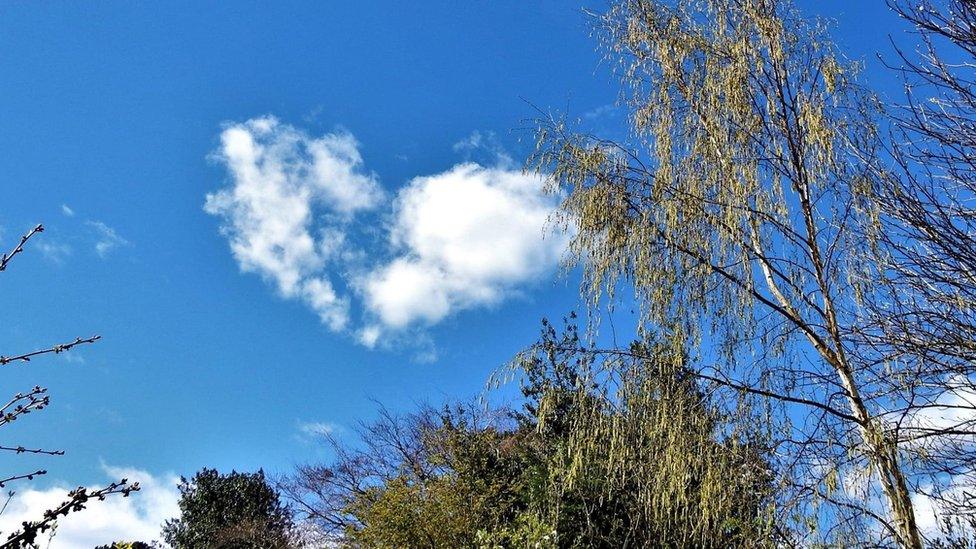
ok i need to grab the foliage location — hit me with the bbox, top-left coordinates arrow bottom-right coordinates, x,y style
501,316 -> 775,547
282,402 -> 531,547
529,0 -> 947,545
283,316 -> 773,547
161,469 -> 295,549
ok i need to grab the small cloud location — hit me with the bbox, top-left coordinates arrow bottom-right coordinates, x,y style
412,344 -> 438,364
35,240 -> 72,265
583,103 -> 619,120
94,405 -> 124,424
61,204 -> 75,217
298,421 -> 339,439
58,351 -> 86,364
358,325 -> 382,348
303,104 -> 325,124
86,220 -> 129,257
452,130 -> 513,167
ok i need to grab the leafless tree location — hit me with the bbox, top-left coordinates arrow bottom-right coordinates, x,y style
852,0 -> 976,529
0,224 -> 138,548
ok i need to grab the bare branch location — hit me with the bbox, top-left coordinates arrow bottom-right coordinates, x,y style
0,480 -> 140,548
0,225 -> 43,273
0,336 -> 101,367
0,471 -> 46,489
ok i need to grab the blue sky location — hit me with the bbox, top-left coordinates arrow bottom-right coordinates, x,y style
0,1 -> 909,544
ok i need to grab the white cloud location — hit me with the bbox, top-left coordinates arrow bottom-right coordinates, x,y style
362,163 -> 568,333
58,351 -> 85,364
358,325 -> 382,348
61,204 -> 75,217
583,103 -> 618,120
886,378 -> 976,540
298,421 -> 338,438
0,465 -> 179,548
207,117 -> 569,350
911,476 -> 976,541
906,377 -> 976,437
205,116 -> 384,331
87,221 -> 128,257
364,259 -> 451,329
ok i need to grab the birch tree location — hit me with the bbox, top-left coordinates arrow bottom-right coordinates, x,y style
533,0 -> 924,544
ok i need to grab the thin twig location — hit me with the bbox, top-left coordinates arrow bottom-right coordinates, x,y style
0,224 -> 43,272
0,336 -> 101,366
0,445 -> 63,456
0,470 -> 46,489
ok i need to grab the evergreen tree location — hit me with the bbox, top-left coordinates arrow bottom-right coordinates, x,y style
162,469 -> 294,549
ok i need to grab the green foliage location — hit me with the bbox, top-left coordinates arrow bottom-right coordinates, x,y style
501,316 -> 775,547
94,543 -> 157,549
288,317 -> 774,547
161,468 -> 295,549
339,405 -> 533,548
532,0 -> 924,545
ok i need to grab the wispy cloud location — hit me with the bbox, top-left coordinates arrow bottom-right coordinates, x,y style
61,204 -> 75,217
297,421 -> 340,442
452,130 -> 514,167
205,117 -> 384,331
58,351 -> 86,364
86,220 -> 129,257
34,239 -> 72,265
582,103 -> 619,120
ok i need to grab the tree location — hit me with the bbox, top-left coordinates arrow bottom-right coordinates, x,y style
505,316 -> 775,547
163,469 -> 294,549
531,0 -> 923,544
282,316 -> 774,547
161,468 -> 295,549
859,0 -> 976,527
0,225 -> 138,548
281,403 -> 530,547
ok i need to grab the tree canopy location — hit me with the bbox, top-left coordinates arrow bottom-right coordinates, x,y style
283,316 -> 774,547
162,469 -> 295,549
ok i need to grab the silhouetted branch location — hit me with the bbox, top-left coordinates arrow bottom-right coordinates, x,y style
0,480 -> 140,548
0,225 -> 42,273
0,336 -> 101,367
0,447 -> 63,457
0,388 -> 49,429
0,223 -> 134,545
0,472 -> 46,489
